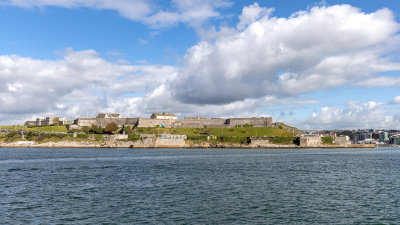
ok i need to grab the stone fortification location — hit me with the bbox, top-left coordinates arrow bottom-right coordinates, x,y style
228,118 -> 273,127
137,117 -> 273,128
137,118 -> 174,127
172,118 -> 228,128
300,135 -> 322,147
75,118 -> 139,127
72,116 -> 275,129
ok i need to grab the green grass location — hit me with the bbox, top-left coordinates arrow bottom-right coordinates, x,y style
0,125 -> 68,132
0,125 -> 27,130
24,132 -> 101,143
133,127 -> 296,137
279,122 -> 302,131
27,126 -> 68,132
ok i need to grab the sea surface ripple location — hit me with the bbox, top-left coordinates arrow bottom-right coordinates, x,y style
0,147 -> 399,224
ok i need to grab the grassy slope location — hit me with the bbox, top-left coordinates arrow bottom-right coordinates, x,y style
134,127 -> 296,137
0,125 -> 68,132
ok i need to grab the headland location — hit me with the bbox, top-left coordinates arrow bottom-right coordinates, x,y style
0,112 -> 379,148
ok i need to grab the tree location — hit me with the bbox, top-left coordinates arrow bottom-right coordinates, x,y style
89,124 -> 103,134
104,122 -> 118,134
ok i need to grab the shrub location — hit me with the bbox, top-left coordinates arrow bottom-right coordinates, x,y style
128,134 -> 140,142
82,126 -> 89,133
25,131 -> 39,140
94,134 -> 103,141
322,136 -> 334,144
187,135 -> 208,141
77,134 -> 89,139
6,131 -> 18,138
201,129 -> 211,135
124,126 -> 131,134
68,129 -> 81,133
89,125 -> 103,134
104,122 -> 118,134
267,137 -> 298,144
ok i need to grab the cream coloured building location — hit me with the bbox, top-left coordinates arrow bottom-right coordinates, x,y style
151,113 -> 177,120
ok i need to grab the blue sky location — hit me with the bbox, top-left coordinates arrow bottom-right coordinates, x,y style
0,0 -> 400,129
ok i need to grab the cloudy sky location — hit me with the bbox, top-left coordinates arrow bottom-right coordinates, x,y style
1,0 -> 400,130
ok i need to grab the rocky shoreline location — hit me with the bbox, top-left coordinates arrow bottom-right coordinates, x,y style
0,140 -> 375,149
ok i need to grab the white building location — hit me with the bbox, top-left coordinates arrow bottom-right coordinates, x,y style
151,113 -> 177,120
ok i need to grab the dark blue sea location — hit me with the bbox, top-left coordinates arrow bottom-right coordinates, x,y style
1,147 -> 399,224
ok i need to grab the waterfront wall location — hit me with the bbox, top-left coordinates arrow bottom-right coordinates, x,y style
300,136 -> 322,147
334,136 -> 349,147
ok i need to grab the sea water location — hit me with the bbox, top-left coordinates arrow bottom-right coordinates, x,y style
1,148 -> 399,224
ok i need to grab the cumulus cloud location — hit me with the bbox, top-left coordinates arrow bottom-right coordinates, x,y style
1,3 -> 400,129
0,0 -> 151,20
144,0 -> 232,28
303,101 -> 400,130
0,0 -> 231,28
390,96 -> 400,104
0,49 -> 177,120
169,4 -> 400,104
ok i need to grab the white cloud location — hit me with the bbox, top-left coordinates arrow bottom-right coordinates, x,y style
1,3 -> 400,129
390,96 -> 400,104
143,0 -> 232,28
169,4 -> 400,104
137,38 -> 149,45
0,49 -> 177,122
0,0 -> 232,28
303,101 -> 400,130
237,3 -> 273,30
1,0 -> 151,20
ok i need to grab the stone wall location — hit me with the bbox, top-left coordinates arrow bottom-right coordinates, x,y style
155,138 -> 185,148
300,135 -> 322,147
137,118 -> 174,128
75,118 -> 139,128
249,139 -> 270,148
73,117 -> 276,129
228,118 -> 273,127
334,136 -> 349,147
172,118 -> 228,128
137,117 -> 273,128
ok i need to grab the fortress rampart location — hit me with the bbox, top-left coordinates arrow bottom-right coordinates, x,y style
73,117 -> 275,129
75,118 -> 139,127
137,117 -> 272,128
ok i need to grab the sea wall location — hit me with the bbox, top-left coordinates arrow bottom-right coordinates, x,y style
300,136 -> 322,147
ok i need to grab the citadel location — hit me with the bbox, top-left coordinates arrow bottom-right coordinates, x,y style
26,112 -> 289,130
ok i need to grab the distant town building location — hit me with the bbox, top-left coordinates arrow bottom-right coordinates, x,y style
151,113 -> 177,120
31,117 -> 71,126
379,131 -> 389,143
353,132 -> 373,143
390,135 -> 400,145
96,112 -> 121,119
